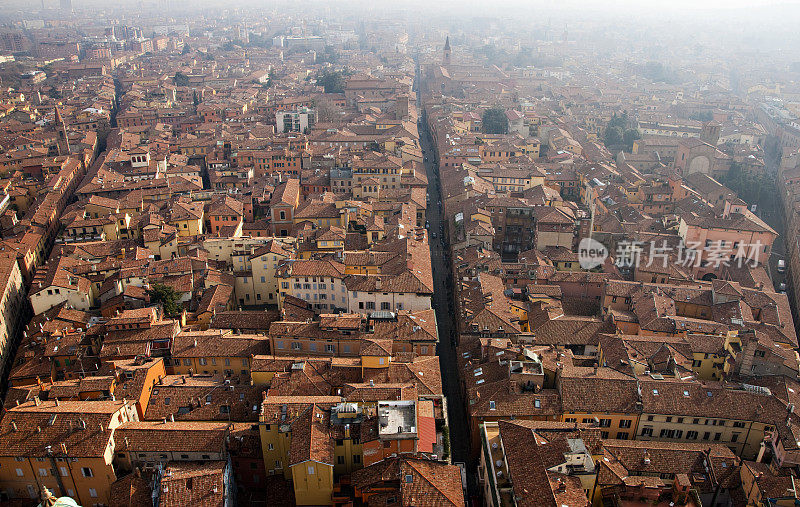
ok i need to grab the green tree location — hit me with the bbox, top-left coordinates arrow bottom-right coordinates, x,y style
603,113 -> 635,151
315,69 -> 346,93
147,283 -> 182,317
719,162 -> 772,206
690,111 -> 713,122
317,45 -> 339,64
604,126 -> 624,147
623,128 -> 641,152
173,71 -> 189,87
482,107 -> 509,135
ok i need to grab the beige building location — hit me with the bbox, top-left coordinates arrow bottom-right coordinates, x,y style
635,380 -> 781,460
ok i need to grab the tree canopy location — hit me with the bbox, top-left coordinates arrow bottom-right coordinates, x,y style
173,71 -> 189,87
315,69 -> 347,94
482,107 -> 509,135
147,283 -> 182,318
718,162 -> 771,206
603,113 -> 640,152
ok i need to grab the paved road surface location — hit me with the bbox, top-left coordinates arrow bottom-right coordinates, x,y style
417,110 -> 479,501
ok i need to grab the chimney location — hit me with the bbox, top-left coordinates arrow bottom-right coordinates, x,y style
54,398 -> 59,406
369,379 -> 374,387
11,421 -> 17,432
34,396 -> 41,406
60,443 -> 67,454
756,441 -> 766,463
170,414 -> 175,422
643,450 -> 651,465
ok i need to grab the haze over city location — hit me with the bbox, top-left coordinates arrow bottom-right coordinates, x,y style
0,0 -> 800,506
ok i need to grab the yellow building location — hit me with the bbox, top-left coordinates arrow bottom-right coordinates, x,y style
168,331 -> 270,377
259,397 -> 340,505
169,200 -> 205,236
0,399 -> 138,505
636,380 -> 779,459
558,367 -> 641,441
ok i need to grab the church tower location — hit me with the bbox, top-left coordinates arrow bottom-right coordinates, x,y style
443,36 -> 451,66
54,106 -> 70,156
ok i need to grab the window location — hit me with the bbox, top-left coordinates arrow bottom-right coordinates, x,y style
39,468 -> 47,477
641,427 -> 653,437
15,468 -> 23,477
703,432 -> 711,440
381,302 -> 390,310
599,419 -> 611,428
731,433 -> 740,442
275,460 -> 282,469
489,401 -> 496,410
617,432 -> 629,440
60,467 -> 68,477
687,431 -> 698,440
199,358 -> 207,366
337,456 -> 344,465
353,455 -> 361,463
88,488 -> 98,498
308,465 -> 315,475
619,419 -> 632,428
81,467 -> 93,478
714,433 -> 722,441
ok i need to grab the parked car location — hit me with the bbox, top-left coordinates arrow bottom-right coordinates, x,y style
778,259 -> 786,273
779,282 -> 787,292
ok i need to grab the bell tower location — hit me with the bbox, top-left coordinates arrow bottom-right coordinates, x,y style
443,36 -> 451,66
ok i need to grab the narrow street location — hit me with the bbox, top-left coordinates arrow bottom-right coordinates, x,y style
416,66 -> 478,502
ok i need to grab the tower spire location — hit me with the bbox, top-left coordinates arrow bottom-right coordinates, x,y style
443,36 -> 451,66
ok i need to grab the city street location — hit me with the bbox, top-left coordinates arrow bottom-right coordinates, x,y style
416,80 -> 478,502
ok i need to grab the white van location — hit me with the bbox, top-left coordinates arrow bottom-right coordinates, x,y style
778,259 -> 786,273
